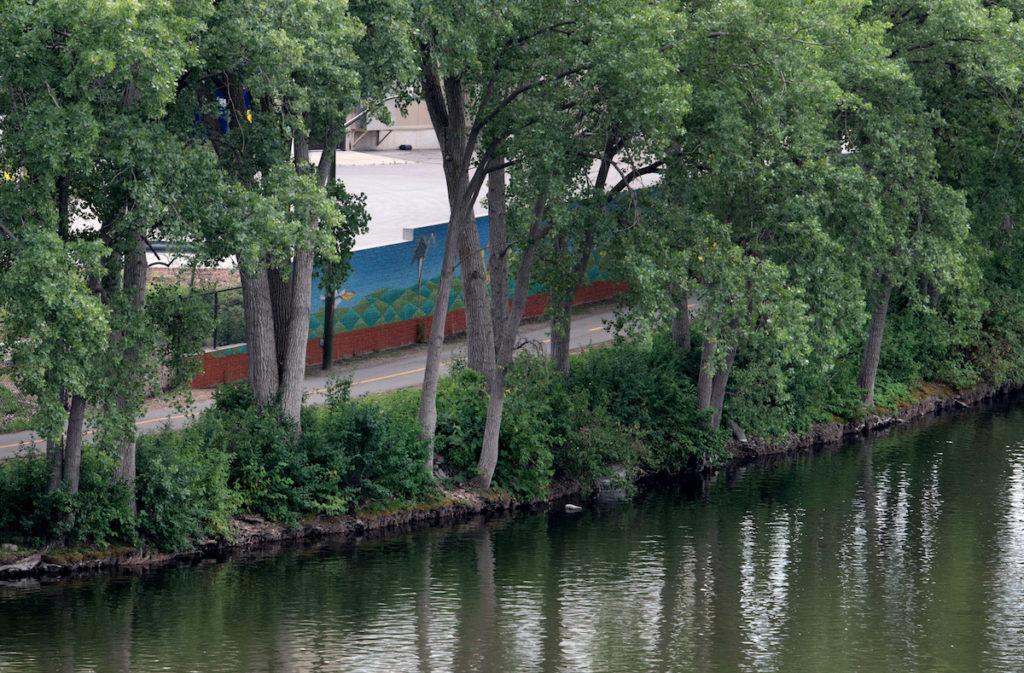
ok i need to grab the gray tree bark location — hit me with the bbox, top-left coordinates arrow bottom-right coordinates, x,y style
267,266 -> 292,376
418,210 -> 460,459
697,339 -> 716,413
471,189 -> 548,488
858,282 -> 892,407
63,394 -> 86,494
472,370 -> 506,488
458,212 -> 495,375
550,295 -> 573,376
487,167 -> 509,344
416,63 -> 476,457
414,55 -> 554,484
549,231 -> 594,376
276,134 -> 335,428
240,265 -> 279,406
671,296 -> 691,352
50,176 -> 87,495
322,288 -> 335,370
278,246 -> 314,426
709,347 -> 736,431
113,233 -> 147,506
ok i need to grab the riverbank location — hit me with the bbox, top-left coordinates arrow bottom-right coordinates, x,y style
2,375 -> 1019,582
728,381 -> 1024,459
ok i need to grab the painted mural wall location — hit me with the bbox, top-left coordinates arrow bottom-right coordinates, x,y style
193,216 -> 618,387
309,218 -> 487,339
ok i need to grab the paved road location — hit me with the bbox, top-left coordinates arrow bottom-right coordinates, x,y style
0,303 -> 618,459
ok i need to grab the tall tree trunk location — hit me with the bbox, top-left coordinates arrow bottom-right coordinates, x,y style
461,226 -> 490,374
473,367 -> 506,489
418,210 -> 460,460
240,265 -> 279,406
709,347 -> 736,431
487,166 -> 509,344
49,177 -> 80,494
114,234 -> 147,507
550,232 -> 594,376
322,288 -> 335,370
858,283 -> 892,407
267,266 -> 292,377
455,200 -> 501,486
671,296 -> 691,352
63,394 -> 87,494
546,144 -> 615,376
697,338 -> 716,413
321,145 -> 338,371
278,247 -> 315,426
550,293 -> 573,376
496,195 -> 548,364
472,189 -> 548,489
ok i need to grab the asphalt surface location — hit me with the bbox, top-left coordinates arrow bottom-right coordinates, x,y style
0,303 -> 619,459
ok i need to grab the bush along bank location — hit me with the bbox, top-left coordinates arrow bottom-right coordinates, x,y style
1,328 -> 1022,578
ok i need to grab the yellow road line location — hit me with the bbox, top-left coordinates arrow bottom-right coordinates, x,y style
354,367 -> 426,386
0,439 -> 38,450
138,413 -> 187,427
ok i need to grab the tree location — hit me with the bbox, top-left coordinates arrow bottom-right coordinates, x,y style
409,0 -> 687,486
832,2 -> 981,406
880,0 -> 1024,386
318,181 -> 370,370
0,0 -> 210,495
178,0 -> 410,427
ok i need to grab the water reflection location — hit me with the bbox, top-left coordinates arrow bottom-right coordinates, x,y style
1,403 -> 1023,673
989,442 -> 1024,671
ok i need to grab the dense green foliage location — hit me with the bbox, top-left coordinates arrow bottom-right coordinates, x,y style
1,0 -> 1023,563
0,343 -> 727,551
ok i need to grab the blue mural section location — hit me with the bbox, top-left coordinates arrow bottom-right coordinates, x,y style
309,217 -> 491,337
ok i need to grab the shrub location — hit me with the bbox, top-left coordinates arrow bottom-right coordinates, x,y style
570,338 -> 723,472
434,363 -> 487,478
0,448 -> 135,547
136,421 -> 239,552
50,448 -> 136,546
553,398 -> 642,493
302,380 -> 435,510
434,357 -> 558,499
216,403 -> 309,523
0,454 -> 53,544
498,355 -> 559,499
363,389 -> 436,505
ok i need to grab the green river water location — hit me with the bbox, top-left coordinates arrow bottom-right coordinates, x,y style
1,400 -> 1023,673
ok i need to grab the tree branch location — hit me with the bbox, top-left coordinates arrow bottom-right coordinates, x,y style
610,160 -> 665,193
469,64 -> 591,143
418,43 -> 449,133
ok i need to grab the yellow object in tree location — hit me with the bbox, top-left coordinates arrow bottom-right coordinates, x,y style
245,109 -> 253,123
2,170 -> 12,182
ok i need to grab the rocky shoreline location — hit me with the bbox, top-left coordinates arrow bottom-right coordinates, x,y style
1,382 -> 1020,583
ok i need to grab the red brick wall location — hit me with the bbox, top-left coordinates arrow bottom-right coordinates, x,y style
192,280 -> 626,388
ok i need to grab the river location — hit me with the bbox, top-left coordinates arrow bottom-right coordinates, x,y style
1,400 -> 1022,673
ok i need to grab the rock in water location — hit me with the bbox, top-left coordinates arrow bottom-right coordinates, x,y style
564,503 -> 583,513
